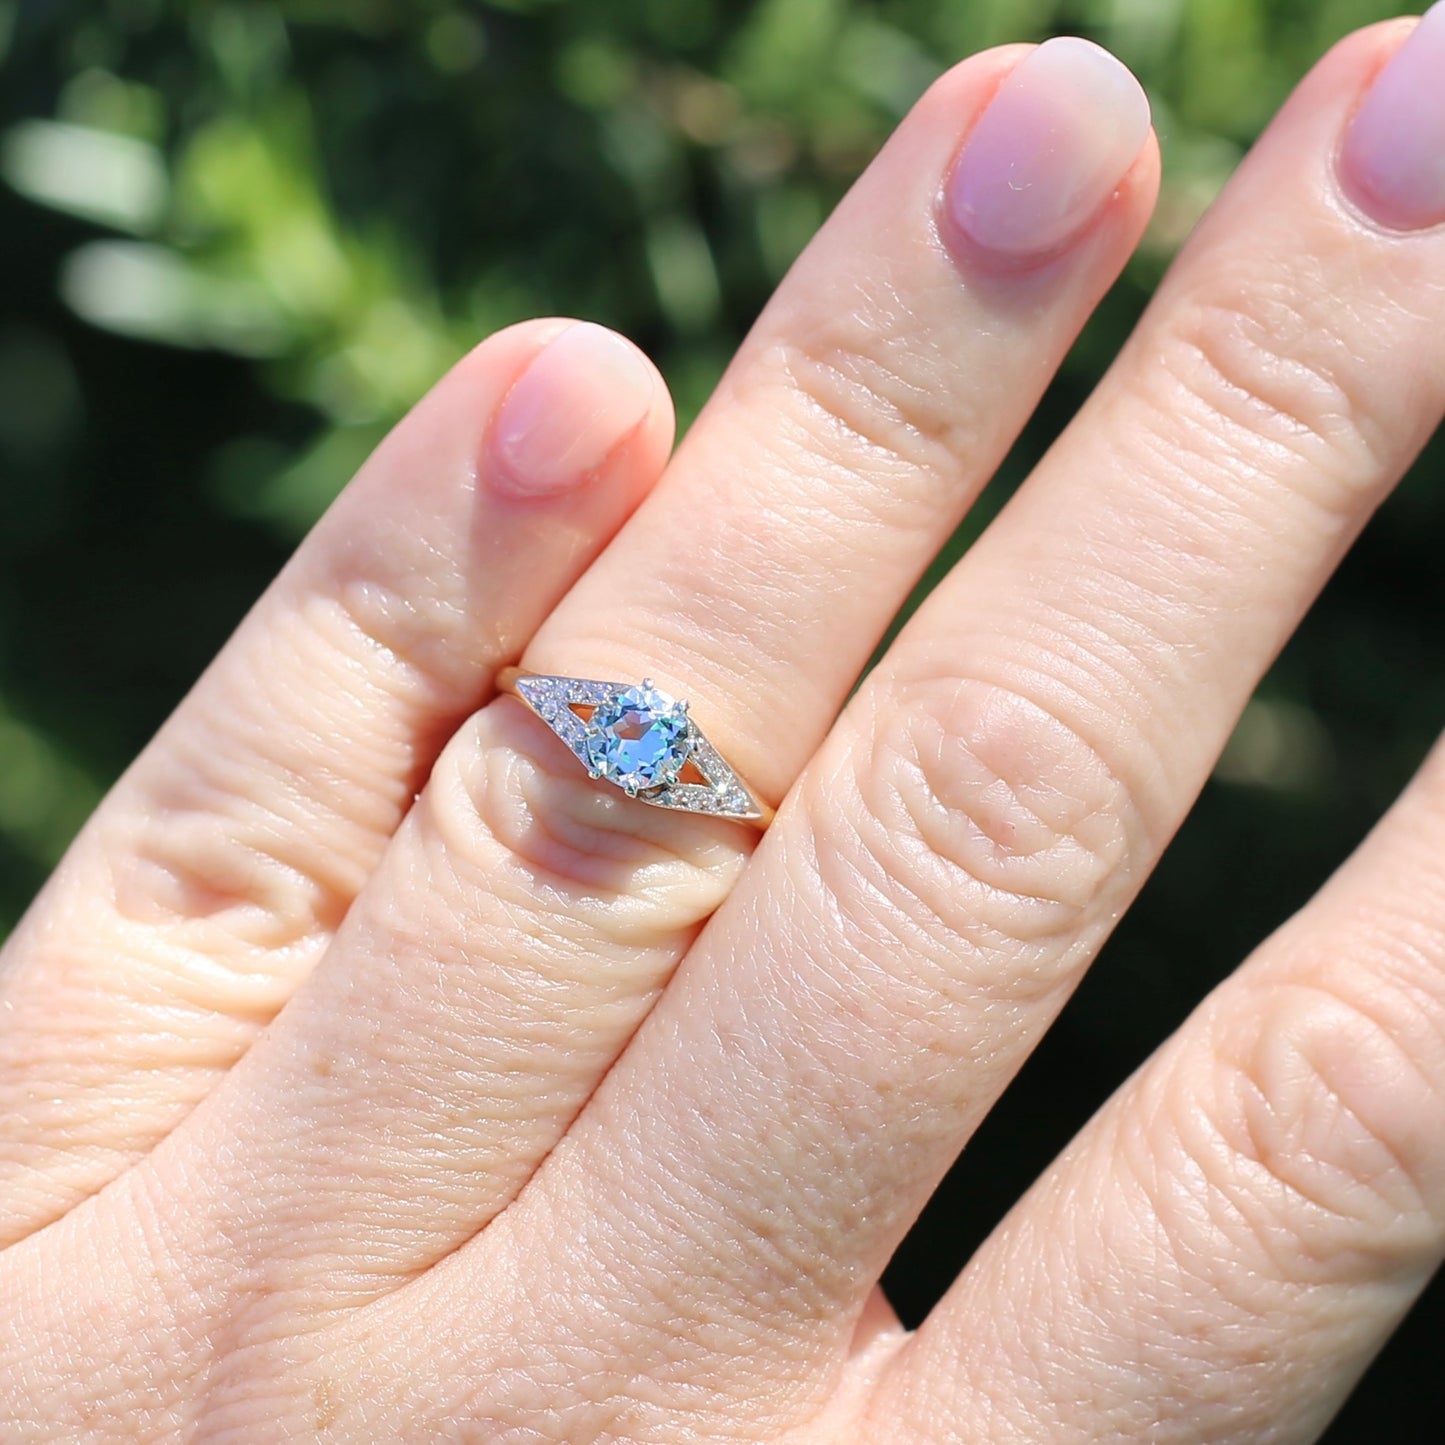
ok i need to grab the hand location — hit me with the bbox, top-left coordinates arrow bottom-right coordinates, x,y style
5,14 -> 1445,1441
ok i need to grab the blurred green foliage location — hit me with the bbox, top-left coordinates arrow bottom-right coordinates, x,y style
0,0 -> 1415,920
2,3 -> 1444,1436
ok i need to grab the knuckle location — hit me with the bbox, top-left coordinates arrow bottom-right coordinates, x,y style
426,697 -> 745,948
757,302 -> 983,524
1168,976 -> 1445,1281
844,675 -> 1138,1006
106,723 -> 361,1019
329,560 -> 478,696
109,612 -> 403,963
112,802 -> 342,962
1148,279 -> 1389,517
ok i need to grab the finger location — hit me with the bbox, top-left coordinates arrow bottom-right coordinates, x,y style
141,38 -> 1158,1305
523,37 -> 1155,811
0,319 -> 672,1246
880,729 -> 1445,1444
375,17 -> 1445,1436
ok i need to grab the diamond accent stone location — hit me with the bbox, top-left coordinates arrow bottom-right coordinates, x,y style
582,682 -> 693,794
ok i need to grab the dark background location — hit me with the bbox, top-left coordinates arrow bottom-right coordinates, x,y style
2,2 -> 1443,1437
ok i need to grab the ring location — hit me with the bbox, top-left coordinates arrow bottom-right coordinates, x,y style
496,667 -> 774,829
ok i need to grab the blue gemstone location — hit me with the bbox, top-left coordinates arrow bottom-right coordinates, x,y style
584,684 -> 693,791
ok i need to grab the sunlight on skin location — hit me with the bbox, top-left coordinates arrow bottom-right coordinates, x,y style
4,12 -> 1445,1442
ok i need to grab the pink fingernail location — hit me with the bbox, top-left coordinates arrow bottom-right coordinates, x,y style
1340,4 -> 1445,232
944,37 -> 1151,263
489,322 -> 654,498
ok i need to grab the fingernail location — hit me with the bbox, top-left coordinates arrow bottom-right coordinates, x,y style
944,37 -> 1151,263
1340,4 -> 1445,232
489,322 -> 654,498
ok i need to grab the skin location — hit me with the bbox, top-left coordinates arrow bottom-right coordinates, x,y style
3,16 -> 1445,1442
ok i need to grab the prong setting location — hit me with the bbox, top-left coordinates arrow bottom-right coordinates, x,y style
507,673 -> 766,823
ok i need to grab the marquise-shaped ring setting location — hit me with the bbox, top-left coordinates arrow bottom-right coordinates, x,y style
495,667 -> 773,829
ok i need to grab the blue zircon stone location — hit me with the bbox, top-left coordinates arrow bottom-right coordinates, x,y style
583,683 -> 693,793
